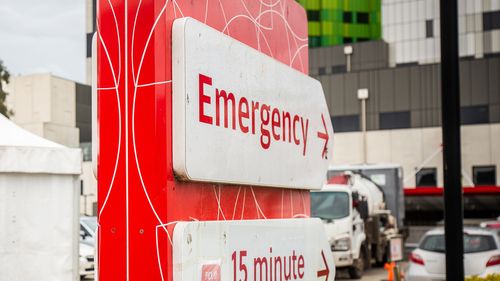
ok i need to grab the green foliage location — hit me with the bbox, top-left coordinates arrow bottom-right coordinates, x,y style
465,274 -> 500,281
0,60 -> 14,118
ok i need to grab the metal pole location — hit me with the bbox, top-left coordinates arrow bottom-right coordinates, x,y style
344,46 -> 353,73
440,0 -> 464,280
357,88 -> 369,164
361,99 -> 367,164
346,54 -> 351,72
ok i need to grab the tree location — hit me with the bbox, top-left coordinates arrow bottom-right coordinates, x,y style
0,60 -> 14,118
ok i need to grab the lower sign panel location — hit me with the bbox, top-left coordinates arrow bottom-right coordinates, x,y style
173,219 -> 335,281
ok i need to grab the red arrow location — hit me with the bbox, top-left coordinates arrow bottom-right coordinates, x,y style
317,114 -> 329,159
317,250 -> 330,281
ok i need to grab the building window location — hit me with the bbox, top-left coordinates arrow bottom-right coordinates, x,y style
473,166 -> 496,186
483,11 -> 500,31
357,12 -> 369,24
343,37 -> 353,43
331,65 -> 347,74
318,67 -> 327,75
80,142 -> 92,162
332,115 -> 360,132
426,20 -> 434,38
379,111 -> 411,130
307,10 -> 320,21
343,12 -> 352,23
416,168 -> 438,187
86,33 -> 93,58
461,105 -> 489,125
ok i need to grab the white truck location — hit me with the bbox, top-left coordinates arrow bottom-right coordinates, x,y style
311,172 -> 400,279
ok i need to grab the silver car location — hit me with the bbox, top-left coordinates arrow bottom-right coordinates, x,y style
406,227 -> 500,280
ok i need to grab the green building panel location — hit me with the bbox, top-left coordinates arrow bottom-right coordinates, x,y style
297,0 -> 381,47
309,22 -> 321,36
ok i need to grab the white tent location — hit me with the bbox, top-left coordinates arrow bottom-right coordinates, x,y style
0,114 -> 81,281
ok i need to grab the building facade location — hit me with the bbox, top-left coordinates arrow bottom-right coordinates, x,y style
86,0 -> 96,85
382,0 -> 500,66
304,0 -> 500,190
310,28 -> 500,187
298,0 -> 500,63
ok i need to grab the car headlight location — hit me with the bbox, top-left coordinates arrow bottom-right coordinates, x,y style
331,237 -> 351,251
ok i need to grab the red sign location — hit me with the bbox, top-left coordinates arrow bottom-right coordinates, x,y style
96,1 -> 310,281
201,264 -> 220,281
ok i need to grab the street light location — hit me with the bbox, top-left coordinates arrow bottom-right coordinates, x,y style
344,45 -> 353,72
357,88 -> 369,164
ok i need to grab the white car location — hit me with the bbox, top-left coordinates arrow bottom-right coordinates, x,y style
80,216 -> 97,246
80,242 -> 95,279
407,228 -> 500,280
80,216 -> 96,279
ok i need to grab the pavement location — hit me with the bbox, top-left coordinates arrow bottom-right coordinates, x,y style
336,267 -> 389,281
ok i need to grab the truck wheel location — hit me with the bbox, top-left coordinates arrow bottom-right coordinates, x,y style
348,251 -> 365,279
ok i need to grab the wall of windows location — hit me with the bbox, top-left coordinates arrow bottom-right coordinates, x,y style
297,0 -> 382,47
382,0 -> 500,66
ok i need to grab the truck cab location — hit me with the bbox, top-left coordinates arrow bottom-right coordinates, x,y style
311,184 -> 368,279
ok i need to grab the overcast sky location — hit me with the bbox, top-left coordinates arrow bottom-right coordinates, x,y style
0,0 -> 85,83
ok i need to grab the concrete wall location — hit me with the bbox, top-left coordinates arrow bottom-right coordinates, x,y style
80,161 -> 97,215
5,74 -> 80,147
309,40 -> 390,76
331,123 -> 500,187
6,73 -> 52,124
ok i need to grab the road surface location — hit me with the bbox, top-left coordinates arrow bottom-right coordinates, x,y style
336,267 -> 389,281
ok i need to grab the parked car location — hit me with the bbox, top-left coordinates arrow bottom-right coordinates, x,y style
406,228 -> 500,280
80,216 -> 96,280
80,242 -> 95,279
80,216 -> 97,246
480,216 -> 500,230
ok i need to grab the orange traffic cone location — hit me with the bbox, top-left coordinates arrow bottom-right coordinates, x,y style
384,262 -> 395,281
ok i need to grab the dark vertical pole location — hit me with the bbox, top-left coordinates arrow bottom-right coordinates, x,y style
440,0 -> 464,280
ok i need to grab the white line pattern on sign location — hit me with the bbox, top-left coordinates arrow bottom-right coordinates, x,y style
97,1 -> 313,280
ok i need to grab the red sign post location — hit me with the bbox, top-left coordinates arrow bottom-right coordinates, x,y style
96,1 -> 319,281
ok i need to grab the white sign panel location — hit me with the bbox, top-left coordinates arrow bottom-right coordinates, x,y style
389,237 -> 404,262
172,17 -> 334,190
173,219 -> 335,281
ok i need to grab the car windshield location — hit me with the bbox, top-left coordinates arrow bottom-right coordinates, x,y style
82,217 -> 97,233
420,234 -> 497,253
310,192 -> 349,220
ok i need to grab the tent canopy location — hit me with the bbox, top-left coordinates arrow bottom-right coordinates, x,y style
0,114 -> 81,174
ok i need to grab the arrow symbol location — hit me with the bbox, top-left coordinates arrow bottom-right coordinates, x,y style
317,114 -> 329,159
317,250 -> 330,281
